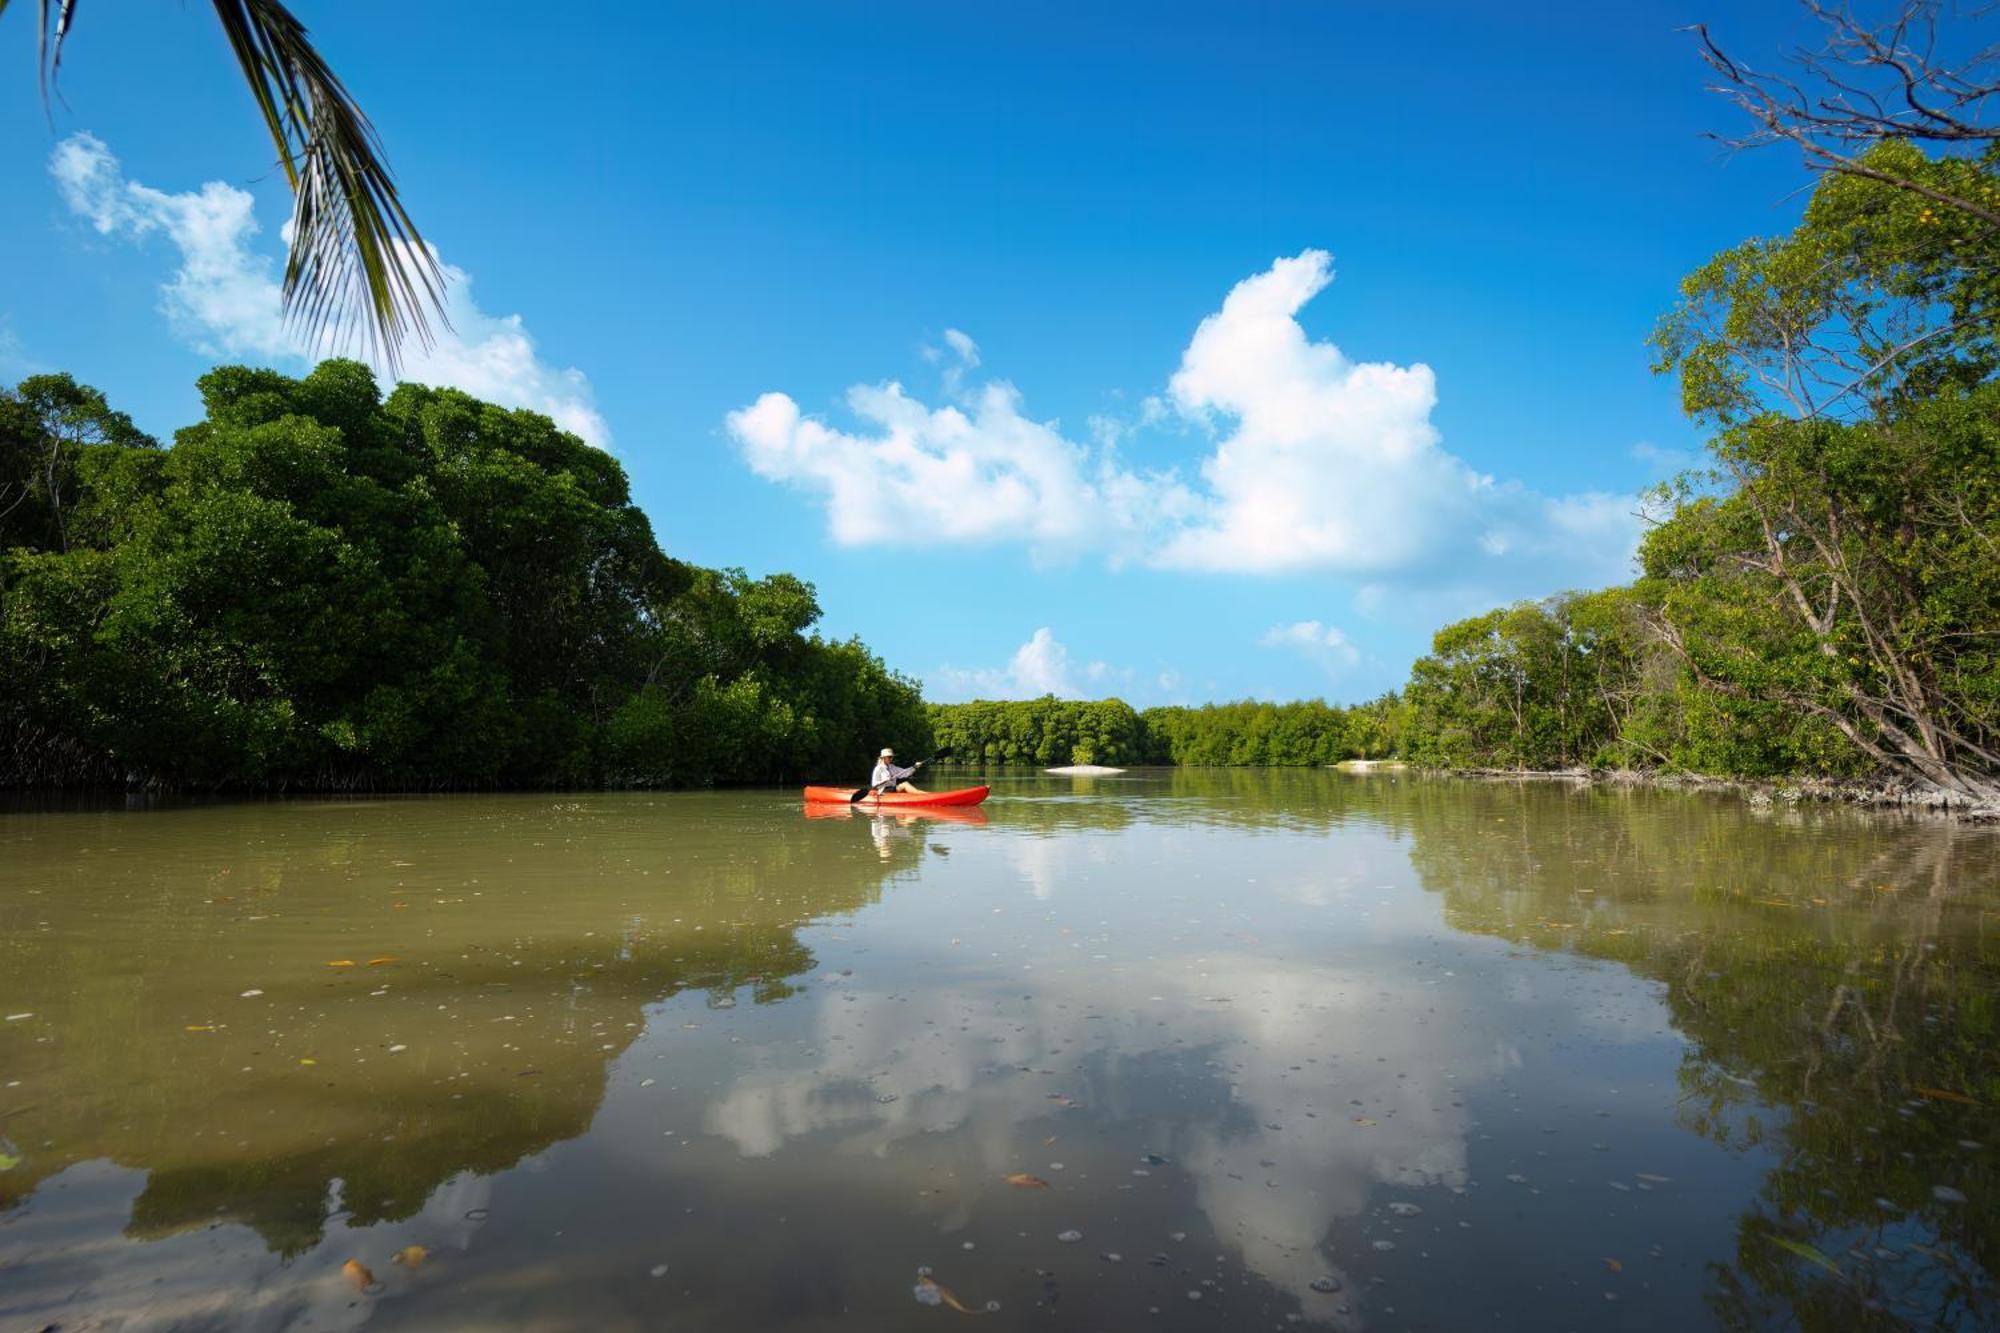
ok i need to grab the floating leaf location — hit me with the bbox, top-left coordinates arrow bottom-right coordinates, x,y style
0,1152 -> 20,1170
185,1024 -> 214,1032
368,957 -> 400,966
1004,1173 -> 1050,1189
299,1058 -> 318,1066
1767,1235 -> 1840,1276
342,1258 -> 376,1290
392,1245 -> 429,1268
1603,1257 -> 1623,1273
327,960 -> 356,968
1351,1117 -> 1378,1127
1916,1086 -> 1977,1105
913,1275 -> 985,1315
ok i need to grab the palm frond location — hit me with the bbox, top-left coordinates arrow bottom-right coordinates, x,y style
10,0 -> 446,368
207,0 -> 448,371
3,0 -> 79,103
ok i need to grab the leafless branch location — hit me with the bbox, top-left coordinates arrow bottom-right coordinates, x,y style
1691,2 -> 2000,227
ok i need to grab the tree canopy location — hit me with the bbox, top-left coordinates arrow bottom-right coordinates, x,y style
0,361 -> 928,789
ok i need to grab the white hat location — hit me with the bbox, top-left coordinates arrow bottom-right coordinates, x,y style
879,747 -> 895,758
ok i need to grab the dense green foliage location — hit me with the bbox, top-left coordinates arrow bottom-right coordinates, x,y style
928,695 -> 1405,768
0,361 -> 927,789
927,696 -> 1149,766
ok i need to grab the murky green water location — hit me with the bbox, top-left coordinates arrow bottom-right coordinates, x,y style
1,771 -> 1995,1331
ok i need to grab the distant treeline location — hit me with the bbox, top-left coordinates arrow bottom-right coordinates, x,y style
0,362 -> 928,789
928,697 -> 1400,768
936,137 -> 2000,807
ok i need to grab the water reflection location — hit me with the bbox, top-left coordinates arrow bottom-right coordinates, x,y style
1391,785 -> 2000,1330
699,815 -> 1485,1324
0,796 -> 927,1249
0,775 -> 1994,1330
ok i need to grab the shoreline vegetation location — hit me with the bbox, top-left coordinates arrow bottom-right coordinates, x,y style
928,699 -> 1999,819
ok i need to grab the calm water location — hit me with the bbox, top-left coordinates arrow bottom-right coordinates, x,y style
1,770 -> 1995,1331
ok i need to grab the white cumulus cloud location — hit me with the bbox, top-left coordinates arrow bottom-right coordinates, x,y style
929,627 -> 1129,701
727,249 -> 1641,597
50,133 -> 610,449
1155,250 -> 1477,574
729,381 -> 1193,552
1260,620 -> 1362,675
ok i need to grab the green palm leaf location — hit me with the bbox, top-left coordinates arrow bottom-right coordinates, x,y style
8,0 -> 448,371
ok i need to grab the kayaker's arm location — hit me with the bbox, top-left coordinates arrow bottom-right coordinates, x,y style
851,747 -> 953,803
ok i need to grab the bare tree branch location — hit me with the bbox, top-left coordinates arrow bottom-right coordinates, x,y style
1691,2 -> 2000,228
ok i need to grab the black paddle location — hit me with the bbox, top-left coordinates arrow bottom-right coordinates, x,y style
850,746 -> 953,803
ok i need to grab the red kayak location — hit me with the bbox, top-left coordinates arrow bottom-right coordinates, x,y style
802,784 -> 990,808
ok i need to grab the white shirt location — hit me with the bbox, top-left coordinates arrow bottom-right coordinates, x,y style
871,760 -> 913,787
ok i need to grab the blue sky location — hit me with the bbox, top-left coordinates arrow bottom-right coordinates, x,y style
2,1 -> 1816,704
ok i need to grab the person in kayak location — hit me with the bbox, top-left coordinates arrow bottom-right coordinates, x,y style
869,747 -> 926,795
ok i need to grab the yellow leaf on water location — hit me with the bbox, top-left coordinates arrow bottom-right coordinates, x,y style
915,1275 -> 985,1315
184,1024 -> 214,1032
1603,1257 -> 1623,1273
392,1245 -> 429,1268
1916,1086 -> 1977,1105
299,1058 -> 317,1066
1004,1173 -> 1050,1189
327,960 -> 356,968
368,957 -> 399,966
342,1258 -> 375,1290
